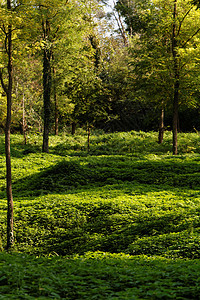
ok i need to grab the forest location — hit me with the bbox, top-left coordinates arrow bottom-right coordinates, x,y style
1,0 -> 200,299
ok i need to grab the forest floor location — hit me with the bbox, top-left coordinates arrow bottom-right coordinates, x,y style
0,130 -> 200,299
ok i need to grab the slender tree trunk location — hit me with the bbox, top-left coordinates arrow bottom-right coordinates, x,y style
173,82 -> 179,155
22,86 -> 27,145
112,0 -> 128,46
53,66 -> 58,135
54,92 -> 58,136
87,124 -> 90,152
158,104 -> 164,144
172,0 -> 179,155
72,122 -> 76,135
6,0 -> 14,250
42,21 -> 52,153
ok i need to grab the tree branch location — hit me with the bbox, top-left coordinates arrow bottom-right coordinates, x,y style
182,27 -> 200,48
0,69 -> 8,94
112,0 -> 128,46
177,7 -> 193,37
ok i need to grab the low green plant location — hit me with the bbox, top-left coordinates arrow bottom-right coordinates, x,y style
0,130 -> 200,298
0,182 -> 200,257
1,252 -> 200,299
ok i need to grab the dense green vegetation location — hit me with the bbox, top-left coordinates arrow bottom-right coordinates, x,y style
2,0 -> 200,138
1,0 -> 200,297
1,252 -> 200,299
1,131 -> 200,298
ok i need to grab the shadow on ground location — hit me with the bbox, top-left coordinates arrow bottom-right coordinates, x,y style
4,155 -> 200,197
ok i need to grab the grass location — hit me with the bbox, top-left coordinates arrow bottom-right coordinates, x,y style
0,130 -> 200,298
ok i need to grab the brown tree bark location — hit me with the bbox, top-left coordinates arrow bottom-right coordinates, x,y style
158,104 -> 164,144
42,20 -> 52,153
0,0 -> 14,250
22,86 -> 27,144
54,92 -> 58,136
173,80 -> 179,155
172,0 -> 179,155
87,124 -> 90,152
53,66 -> 58,135
72,122 -> 76,135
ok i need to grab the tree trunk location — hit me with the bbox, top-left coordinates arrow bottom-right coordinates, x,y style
42,21 -> 52,153
22,86 -> 27,145
172,0 -> 179,155
158,104 -> 164,144
112,1 -> 128,46
5,86 -> 14,250
87,124 -> 90,152
53,67 -> 58,135
72,122 -> 76,135
6,0 -> 14,250
173,80 -> 179,155
54,92 -> 58,136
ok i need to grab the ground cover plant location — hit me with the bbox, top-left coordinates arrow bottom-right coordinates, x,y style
1,252 -> 200,299
0,130 -> 200,298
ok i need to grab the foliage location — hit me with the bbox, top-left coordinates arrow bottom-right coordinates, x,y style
0,131 -> 200,257
127,0 -> 200,107
0,131 -> 200,297
1,252 -> 200,299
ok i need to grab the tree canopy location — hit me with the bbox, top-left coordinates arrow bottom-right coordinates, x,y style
0,0 -> 200,150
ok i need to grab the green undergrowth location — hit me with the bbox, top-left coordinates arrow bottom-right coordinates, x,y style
50,130 -> 200,156
0,130 -> 200,298
0,130 -> 198,157
1,251 -> 200,299
0,183 -> 200,257
19,155 -> 200,194
0,131 -> 200,257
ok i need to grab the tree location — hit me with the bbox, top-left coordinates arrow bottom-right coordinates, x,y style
64,47 -> 109,138
0,0 -> 14,249
29,0 -> 99,151
165,0 -> 200,154
115,0 -> 152,36
47,0 -> 107,136
172,0 -> 179,155
13,55 -> 43,137
42,17 -> 52,153
127,0 -> 200,153
0,0 -> 43,249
